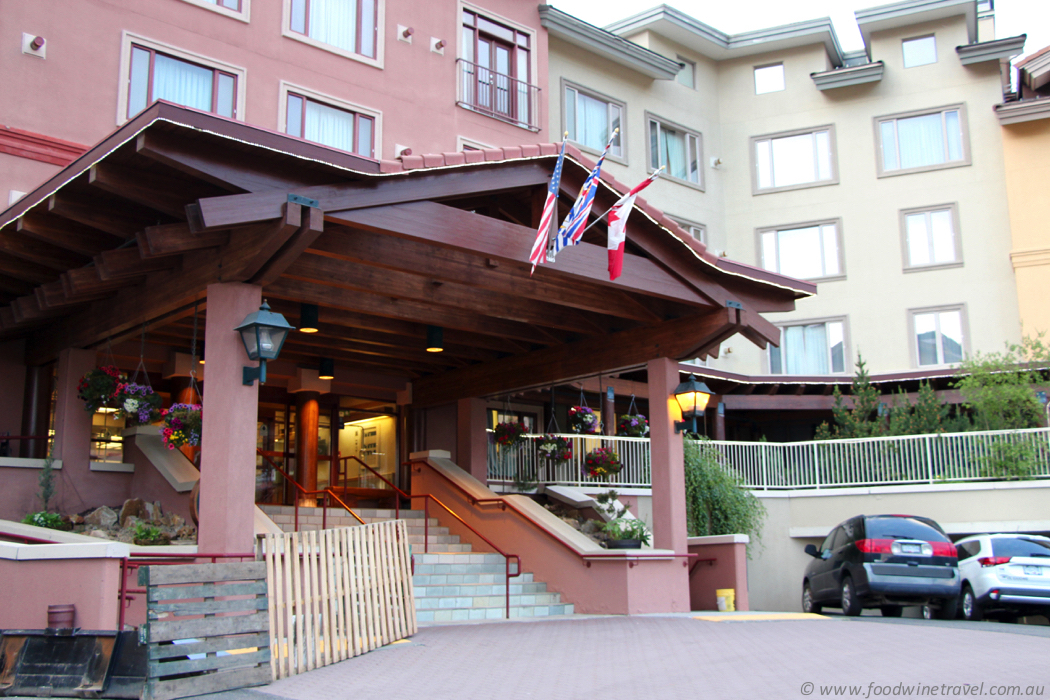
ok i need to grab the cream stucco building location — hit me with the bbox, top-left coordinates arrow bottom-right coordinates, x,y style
544,0 -> 1026,379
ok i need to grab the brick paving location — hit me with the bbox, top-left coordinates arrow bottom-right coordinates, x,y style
197,614 -> 1050,700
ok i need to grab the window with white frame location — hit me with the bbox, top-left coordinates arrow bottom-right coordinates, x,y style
179,0 -> 248,19
770,319 -> 847,375
285,91 -> 375,158
670,216 -> 705,244
759,221 -> 842,281
752,126 -> 836,193
648,115 -> 702,186
876,105 -> 969,176
902,35 -> 937,68
288,0 -> 378,59
564,83 -> 623,158
676,57 -> 695,88
127,44 -> 238,119
460,9 -> 533,127
902,204 -> 961,269
911,307 -> 965,366
754,63 -> 785,94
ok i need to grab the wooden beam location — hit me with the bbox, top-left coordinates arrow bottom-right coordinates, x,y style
47,192 -> 152,240
88,162 -> 191,219
0,274 -> 35,296
196,163 -> 552,229
330,201 -> 710,307
283,252 -> 616,334
0,254 -> 60,285
0,231 -> 89,271
311,225 -> 668,323
250,206 -> 324,286
220,203 -> 304,283
16,211 -> 124,256
141,222 -> 228,258
412,309 -> 739,406
265,276 -> 565,346
96,248 -> 181,280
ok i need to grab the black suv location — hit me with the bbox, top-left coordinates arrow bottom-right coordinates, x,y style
802,514 -> 960,618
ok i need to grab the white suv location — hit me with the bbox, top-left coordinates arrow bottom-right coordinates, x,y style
954,534 -> 1050,622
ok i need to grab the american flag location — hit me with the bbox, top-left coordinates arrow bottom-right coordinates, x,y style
529,136 -> 567,275
548,131 -> 617,261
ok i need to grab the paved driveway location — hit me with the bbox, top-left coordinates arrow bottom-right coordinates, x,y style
192,613 -> 1049,700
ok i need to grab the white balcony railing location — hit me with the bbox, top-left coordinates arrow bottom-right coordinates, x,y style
486,428 -> 1050,491
456,59 -> 541,131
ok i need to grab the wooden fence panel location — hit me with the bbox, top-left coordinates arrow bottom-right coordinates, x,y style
139,561 -> 271,700
262,520 -> 416,680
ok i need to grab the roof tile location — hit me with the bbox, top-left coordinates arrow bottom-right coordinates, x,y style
520,144 -> 541,157
463,149 -> 486,164
399,155 -> 425,170
442,152 -> 466,166
422,154 -> 445,168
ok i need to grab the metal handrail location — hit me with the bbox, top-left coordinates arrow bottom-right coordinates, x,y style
455,58 -> 541,131
409,457 -> 698,568
340,455 -> 521,619
257,450 -> 366,529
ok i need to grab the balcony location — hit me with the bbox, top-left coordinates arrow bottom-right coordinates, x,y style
457,59 -> 541,132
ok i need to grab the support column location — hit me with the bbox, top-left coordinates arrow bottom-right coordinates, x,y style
602,389 -> 615,436
52,349 -> 98,512
296,391 -> 320,503
713,397 -> 726,441
647,357 -> 688,554
198,283 -> 261,554
21,363 -> 53,459
456,397 -> 489,482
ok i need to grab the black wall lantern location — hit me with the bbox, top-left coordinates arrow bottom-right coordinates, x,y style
236,301 -> 294,386
673,374 -> 713,434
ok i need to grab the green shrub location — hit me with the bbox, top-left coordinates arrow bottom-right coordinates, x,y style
684,437 -> 765,556
22,511 -> 68,530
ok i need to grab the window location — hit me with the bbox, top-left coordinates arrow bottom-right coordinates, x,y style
876,105 -> 969,176
902,35 -> 937,68
910,306 -> 966,367
670,216 -> 705,244
179,0 -> 249,20
754,63 -> 785,94
647,114 -> 702,187
288,0 -> 378,59
126,44 -> 237,119
283,87 -> 377,158
564,83 -> 623,158
901,204 -> 961,270
759,221 -> 842,281
752,126 -> 836,193
676,57 -> 695,88
459,10 -> 534,128
770,319 -> 847,375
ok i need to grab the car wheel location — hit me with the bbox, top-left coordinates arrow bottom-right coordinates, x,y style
880,605 -> 903,617
961,586 -> 983,622
840,577 -> 862,617
802,582 -> 822,614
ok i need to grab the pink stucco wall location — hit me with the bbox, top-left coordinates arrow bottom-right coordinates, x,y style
687,539 -> 751,612
0,556 -> 123,630
0,0 -> 548,197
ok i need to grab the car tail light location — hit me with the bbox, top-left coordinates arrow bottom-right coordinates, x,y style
990,589 -> 1001,600
979,556 -> 1011,567
931,542 -> 957,558
855,539 -> 894,554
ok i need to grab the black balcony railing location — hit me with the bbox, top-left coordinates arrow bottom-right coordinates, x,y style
457,59 -> 540,131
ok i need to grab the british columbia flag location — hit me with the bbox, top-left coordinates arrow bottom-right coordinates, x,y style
547,131 -> 617,261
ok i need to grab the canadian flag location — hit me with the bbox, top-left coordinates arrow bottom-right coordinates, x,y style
606,170 -> 661,280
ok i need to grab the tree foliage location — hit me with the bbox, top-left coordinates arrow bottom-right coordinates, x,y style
954,335 -> 1050,432
815,355 -> 883,439
683,437 -> 765,556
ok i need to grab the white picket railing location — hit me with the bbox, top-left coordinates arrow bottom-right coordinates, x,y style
487,433 -> 651,488
486,428 -> 1050,491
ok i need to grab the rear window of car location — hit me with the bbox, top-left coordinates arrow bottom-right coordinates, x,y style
991,538 -> 1050,558
865,517 -> 948,542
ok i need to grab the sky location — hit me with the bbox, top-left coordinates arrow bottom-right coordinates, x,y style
548,0 -> 1050,66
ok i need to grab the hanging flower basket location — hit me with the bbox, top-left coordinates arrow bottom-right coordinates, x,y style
77,366 -> 123,413
569,405 -> 600,435
492,421 -> 528,447
161,403 -> 203,449
617,412 -> 649,437
535,434 -> 572,466
584,447 -> 622,480
115,382 -> 162,426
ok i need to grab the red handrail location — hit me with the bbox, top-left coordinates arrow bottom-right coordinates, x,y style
407,456 -> 699,567
339,455 -> 521,619
257,450 -> 366,529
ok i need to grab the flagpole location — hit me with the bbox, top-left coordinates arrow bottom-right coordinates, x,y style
575,166 -> 664,238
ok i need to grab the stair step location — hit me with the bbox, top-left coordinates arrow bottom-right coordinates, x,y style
411,572 -> 534,585
416,604 -> 574,624
415,591 -> 564,610
412,552 -> 503,564
414,582 -> 548,597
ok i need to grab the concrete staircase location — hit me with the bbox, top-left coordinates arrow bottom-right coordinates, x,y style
258,505 -> 574,624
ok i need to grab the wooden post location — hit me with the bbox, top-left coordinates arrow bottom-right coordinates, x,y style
20,363 -> 53,459
297,391 -> 320,504
602,388 -> 615,436
713,397 -> 726,441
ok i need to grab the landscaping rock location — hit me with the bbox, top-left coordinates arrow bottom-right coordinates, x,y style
119,498 -> 146,527
84,506 -> 118,529
68,514 -> 85,526
88,529 -> 112,539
